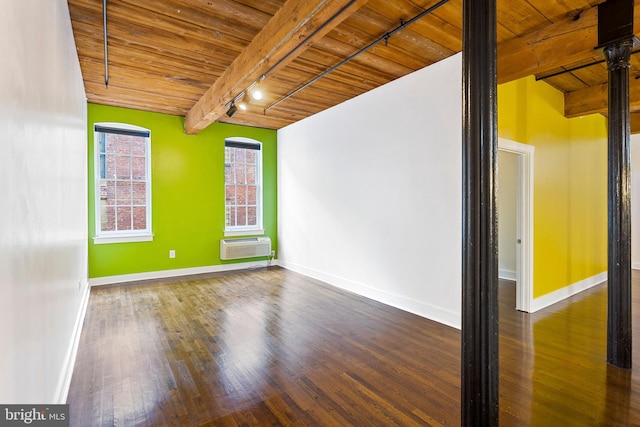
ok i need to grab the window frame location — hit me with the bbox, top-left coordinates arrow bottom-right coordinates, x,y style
224,137 -> 264,237
93,122 -> 153,244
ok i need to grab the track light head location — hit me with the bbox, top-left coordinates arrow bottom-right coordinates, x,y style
250,87 -> 264,101
226,102 -> 237,117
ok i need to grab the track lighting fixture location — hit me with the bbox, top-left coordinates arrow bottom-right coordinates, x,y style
250,86 -> 264,101
226,78 -> 266,117
226,102 -> 237,117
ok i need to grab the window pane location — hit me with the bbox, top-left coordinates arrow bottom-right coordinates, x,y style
102,180 -> 115,204
105,134 -> 116,154
132,157 -> 146,180
117,206 -> 132,231
247,206 -> 257,226
225,164 -> 234,183
101,206 -> 116,232
132,182 -> 146,205
99,133 -> 106,154
225,186 -> 236,205
116,135 -> 131,155
237,206 -> 247,226
116,155 -> 131,180
247,186 -> 256,205
116,181 -> 131,205
227,206 -> 236,227
246,166 -> 256,184
104,154 -> 116,179
235,165 -> 246,184
100,154 -> 106,179
235,148 -> 246,163
131,138 -> 146,156
236,186 -> 247,205
133,207 -> 146,230
246,150 -> 256,163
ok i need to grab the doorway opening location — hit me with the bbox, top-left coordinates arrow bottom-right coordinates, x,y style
498,138 -> 534,312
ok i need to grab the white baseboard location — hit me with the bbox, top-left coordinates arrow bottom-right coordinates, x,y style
499,269 -> 516,281
279,260 -> 461,330
89,260 -> 277,286
530,271 -> 607,313
54,280 -> 91,404
633,262 -> 640,270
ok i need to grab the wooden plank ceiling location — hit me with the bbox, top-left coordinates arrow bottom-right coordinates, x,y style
67,0 -> 640,134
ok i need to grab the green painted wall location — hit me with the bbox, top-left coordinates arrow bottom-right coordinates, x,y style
88,104 -> 277,278
498,76 -> 608,298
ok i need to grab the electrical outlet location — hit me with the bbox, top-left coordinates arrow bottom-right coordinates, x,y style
169,250 -> 176,259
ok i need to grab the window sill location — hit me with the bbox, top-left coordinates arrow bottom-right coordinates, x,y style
224,229 -> 265,237
93,234 -> 154,245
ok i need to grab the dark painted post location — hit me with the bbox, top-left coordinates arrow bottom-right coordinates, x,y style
597,0 -> 637,369
461,0 -> 498,424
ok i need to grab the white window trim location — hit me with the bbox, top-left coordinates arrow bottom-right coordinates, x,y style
93,122 -> 153,244
94,234 -> 154,245
224,137 -> 264,236
224,228 -> 265,237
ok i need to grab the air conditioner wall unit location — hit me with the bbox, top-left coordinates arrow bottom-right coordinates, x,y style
220,237 -> 271,260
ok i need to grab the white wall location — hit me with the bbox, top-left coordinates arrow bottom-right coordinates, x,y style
498,151 -> 518,280
278,54 -> 462,328
0,1 -> 88,403
632,134 -> 640,269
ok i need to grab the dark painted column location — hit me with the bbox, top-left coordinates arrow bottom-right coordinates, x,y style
461,0 -> 498,424
605,38 -> 633,369
596,0 -> 636,370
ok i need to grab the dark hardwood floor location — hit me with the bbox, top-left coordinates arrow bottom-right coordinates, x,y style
67,267 -> 640,426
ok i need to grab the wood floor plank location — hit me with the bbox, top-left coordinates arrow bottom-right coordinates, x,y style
67,267 -> 640,426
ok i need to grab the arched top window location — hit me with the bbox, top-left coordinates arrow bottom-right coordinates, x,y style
224,137 -> 264,236
93,123 -> 153,244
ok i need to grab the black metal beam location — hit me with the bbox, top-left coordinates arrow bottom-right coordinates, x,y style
461,0 -> 499,424
604,39 -> 634,369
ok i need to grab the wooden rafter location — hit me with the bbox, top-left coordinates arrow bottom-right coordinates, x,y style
497,4 -> 601,84
183,0 -> 370,135
565,77 -> 640,118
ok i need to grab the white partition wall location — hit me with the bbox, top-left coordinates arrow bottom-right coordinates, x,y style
278,54 -> 463,328
632,134 -> 640,269
0,1 -> 88,403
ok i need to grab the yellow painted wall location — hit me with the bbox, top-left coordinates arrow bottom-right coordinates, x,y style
498,76 -> 607,298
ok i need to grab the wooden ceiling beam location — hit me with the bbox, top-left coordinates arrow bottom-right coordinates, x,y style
497,4 -> 601,84
565,78 -> 640,118
183,0 -> 370,135
631,112 -> 640,134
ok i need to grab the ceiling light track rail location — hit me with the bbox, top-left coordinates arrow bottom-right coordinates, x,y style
264,0 -> 451,113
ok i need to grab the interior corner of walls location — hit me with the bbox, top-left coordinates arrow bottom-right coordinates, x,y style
278,261 -> 461,330
530,271 -> 607,313
499,269 -> 516,281
54,280 -> 91,404
89,261 -> 274,286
